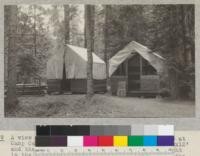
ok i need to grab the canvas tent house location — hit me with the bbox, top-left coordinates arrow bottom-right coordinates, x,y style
109,41 -> 165,96
47,44 -> 106,93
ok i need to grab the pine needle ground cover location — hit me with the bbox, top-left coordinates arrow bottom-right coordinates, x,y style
6,94 -> 194,118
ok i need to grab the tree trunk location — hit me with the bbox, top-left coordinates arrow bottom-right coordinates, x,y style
169,69 -> 179,99
182,5 -> 194,65
84,8 -> 87,48
104,5 -> 111,94
6,6 -> 18,112
168,7 -> 179,99
180,5 -> 188,66
85,5 -> 94,99
34,5 -> 37,56
61,5 -> 70,93
64,5 -> 70,44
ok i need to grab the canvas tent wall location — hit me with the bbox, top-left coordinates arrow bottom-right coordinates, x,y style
47,44 -> 106,79
109,41 -> 165,96
47,44 -> 106,93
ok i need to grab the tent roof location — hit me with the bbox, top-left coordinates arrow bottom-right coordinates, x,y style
109,41 -> 165,76
67,44 -> 105,64
47,44 -> 106,79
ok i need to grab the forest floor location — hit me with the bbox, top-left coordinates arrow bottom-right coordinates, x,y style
6,94 -> 195,118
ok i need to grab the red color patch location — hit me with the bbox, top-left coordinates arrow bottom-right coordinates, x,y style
98,136 -> 113,146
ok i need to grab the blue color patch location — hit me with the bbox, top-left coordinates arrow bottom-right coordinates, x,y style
157,136 -> 174,146
143,136 -> 157,146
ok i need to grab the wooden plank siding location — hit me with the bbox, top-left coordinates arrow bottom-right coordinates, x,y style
71,79 -> 106,93
47,79 -> 106,94
47,79 -> 62,93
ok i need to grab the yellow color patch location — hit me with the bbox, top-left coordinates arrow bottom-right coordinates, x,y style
113,136 -> 128,146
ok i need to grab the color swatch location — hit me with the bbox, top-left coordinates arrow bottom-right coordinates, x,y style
67,136 -> 83,147
35,125 -> 174,147
128,136 -> 143,146
114,136 -> 128,147
143,136 -> 157,146
84,136 -> 98,146
98,136 -> 113,146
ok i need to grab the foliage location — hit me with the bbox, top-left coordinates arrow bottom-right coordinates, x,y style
17,53 -> 40,83
48,5 -> 83,49
149,5 -> 195,98
95,5 -> 194,99
5,5 -> 195,99
15,5 -> 52,82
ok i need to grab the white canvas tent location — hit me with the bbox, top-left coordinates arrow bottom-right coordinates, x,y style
47,44 -> 106,80
109,41 -> 165,76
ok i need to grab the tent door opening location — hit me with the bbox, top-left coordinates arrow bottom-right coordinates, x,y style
127,54 -> 157,92
128,54 -> 141,91
61,62 -> 70,92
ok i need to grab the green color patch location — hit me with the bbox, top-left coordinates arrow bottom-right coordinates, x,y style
128,136 -> 143,146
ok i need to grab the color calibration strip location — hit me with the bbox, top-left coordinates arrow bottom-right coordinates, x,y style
35,125 -> 174,147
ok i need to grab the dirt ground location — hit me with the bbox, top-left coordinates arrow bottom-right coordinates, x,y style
6,94 -> 195,118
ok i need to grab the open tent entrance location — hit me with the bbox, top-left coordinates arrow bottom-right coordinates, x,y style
113,53 -> 158,92
109,41 -> 165,96
127,53 -> 157,92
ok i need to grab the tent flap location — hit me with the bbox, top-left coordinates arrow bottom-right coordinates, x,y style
109,41 -> 165,76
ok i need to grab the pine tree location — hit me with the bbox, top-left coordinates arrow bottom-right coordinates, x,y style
85,5 -> 95,99
6,5 -> 18,111
104,5 -> 111,94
